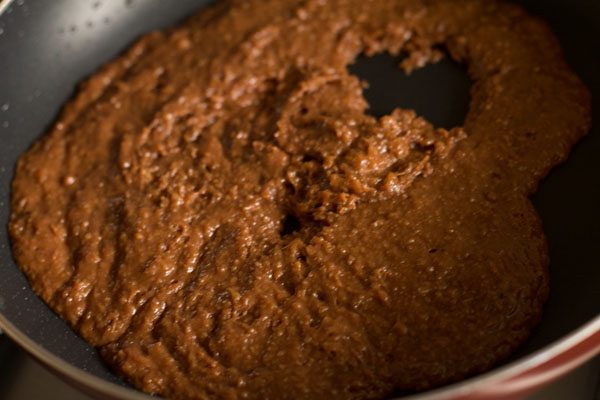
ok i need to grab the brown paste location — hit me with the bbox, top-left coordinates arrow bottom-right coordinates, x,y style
9,0 -> 591,399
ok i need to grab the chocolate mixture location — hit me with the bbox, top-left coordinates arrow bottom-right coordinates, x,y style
9,0 -> 591,399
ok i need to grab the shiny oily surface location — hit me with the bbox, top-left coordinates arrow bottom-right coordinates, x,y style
7,0 -> 591,399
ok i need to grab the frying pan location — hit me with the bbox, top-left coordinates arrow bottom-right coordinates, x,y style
0,0 -> 598,399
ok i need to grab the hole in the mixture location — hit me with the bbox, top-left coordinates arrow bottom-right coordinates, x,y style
348,52 -> 471,129
280,213 -> 302,237
300,153 -> 322,163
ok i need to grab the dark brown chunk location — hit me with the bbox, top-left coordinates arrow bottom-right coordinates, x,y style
9,0 -> 590,399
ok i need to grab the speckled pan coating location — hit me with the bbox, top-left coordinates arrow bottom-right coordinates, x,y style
9,0 -> 590,399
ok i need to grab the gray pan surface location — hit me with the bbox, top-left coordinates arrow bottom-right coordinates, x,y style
0,0 -> 598,398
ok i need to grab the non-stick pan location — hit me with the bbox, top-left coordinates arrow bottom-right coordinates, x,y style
0,0 -> 598,399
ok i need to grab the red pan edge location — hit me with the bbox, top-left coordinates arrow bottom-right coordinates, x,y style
0,0 -> 598,398
1,299 -> 599,399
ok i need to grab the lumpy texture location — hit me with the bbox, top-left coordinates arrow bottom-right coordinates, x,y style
10,0 -> 591,399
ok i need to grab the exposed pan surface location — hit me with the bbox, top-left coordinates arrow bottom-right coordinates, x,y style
0,0 -> 598,399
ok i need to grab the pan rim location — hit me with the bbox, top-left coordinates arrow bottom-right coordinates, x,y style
0,0 -> 14,16
0,313 -> 151,400
0,309 -> 599,399
0,0 -> 598,398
